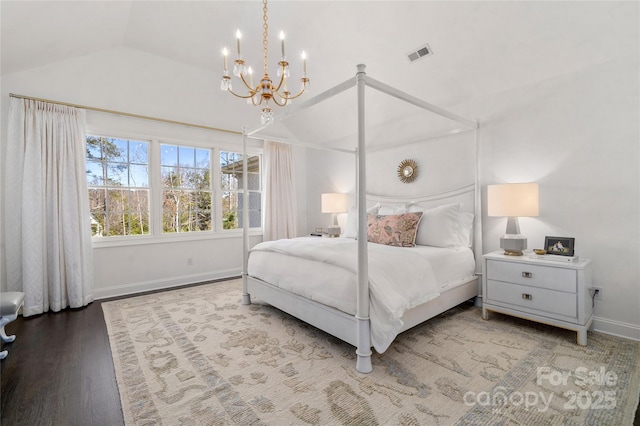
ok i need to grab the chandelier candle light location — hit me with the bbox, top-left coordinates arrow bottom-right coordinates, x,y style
220,0 -> 310,125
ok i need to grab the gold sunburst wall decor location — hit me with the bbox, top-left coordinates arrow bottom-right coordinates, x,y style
397,159 -> 418,183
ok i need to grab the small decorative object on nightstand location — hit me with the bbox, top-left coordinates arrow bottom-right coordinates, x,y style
482,251 -> 593,345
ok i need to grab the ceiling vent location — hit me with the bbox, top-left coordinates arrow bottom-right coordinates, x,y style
407,44 -> 433,63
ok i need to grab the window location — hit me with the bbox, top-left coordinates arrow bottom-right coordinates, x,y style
86,136 -> 149,237
161,144 -> 212,233
220,151 -> 262,230
86,134 -> 262,239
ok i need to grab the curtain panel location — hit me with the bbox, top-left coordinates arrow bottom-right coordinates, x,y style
263,141 -> 297,241
5,98 -> 94,316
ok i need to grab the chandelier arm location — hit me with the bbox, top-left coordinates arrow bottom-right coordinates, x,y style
226,87 -> 257,100
273,78 -> 285,94
270,95 -> 287,107
274,87 -> 307,101
238,73 -> 256,93
272,62 -> 288,93
250,96 -> 262,106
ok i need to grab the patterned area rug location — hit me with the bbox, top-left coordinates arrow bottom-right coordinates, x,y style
102,279 -> 640,425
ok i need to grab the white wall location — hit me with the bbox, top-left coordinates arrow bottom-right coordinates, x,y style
0,47 -> 309,298
304,149 -> 355,234
304,56 -> 640,340
303,133 -> 477,234
469,56 -> 640,339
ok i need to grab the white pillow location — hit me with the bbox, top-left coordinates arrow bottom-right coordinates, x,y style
344,203 -> 379,238
378,204 -> 408,215
408,202 -> 462,247
457,212 -> 474,247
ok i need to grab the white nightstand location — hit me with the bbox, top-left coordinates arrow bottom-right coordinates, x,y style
482,251 -> 593,345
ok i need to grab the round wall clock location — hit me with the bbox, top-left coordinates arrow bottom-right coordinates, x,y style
397,159 -> 418,183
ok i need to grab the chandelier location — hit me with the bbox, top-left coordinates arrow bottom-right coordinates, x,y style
220,0 -> 310,125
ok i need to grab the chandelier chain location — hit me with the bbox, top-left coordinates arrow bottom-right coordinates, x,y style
263,0 -> 269,75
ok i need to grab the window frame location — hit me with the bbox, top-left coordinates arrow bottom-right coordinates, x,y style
86,130 -> 263,247
159,142 -> 215,234
86,134 -> 151,238
218,149 -> 263,231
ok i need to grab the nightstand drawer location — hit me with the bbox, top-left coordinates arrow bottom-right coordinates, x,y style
482,252 -> 593,345
487,280 -> 577,318
486,260 -> 576,293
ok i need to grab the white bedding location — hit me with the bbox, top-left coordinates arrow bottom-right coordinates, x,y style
248,237 -> 475,352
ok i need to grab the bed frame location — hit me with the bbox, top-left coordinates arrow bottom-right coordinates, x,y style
246,274 -> 478,347
240,64 -> 481,373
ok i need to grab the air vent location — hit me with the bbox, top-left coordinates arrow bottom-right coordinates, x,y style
407,44 -> 433,63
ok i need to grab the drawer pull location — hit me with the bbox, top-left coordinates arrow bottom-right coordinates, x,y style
522,272 -> 533,278
522,293 -> 533,300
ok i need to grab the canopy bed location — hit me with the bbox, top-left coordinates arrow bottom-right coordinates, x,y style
240,64 -> 481,373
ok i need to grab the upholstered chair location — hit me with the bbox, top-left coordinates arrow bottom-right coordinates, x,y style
0,292 -> 25,359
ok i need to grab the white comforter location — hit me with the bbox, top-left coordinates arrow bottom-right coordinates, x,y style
249,237 -> 441,352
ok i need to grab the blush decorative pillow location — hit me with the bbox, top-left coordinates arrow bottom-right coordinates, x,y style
367,212 -> 423,247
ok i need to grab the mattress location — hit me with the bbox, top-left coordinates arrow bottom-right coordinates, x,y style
248,237 -> 476,317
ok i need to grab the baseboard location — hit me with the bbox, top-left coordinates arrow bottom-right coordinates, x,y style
592,316 -> 640,342
93,269 -> 241,300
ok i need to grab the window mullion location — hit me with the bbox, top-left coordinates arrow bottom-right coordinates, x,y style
213,147 -> 222,232
149,139 -> 163,236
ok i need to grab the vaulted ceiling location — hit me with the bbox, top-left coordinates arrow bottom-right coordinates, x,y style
1,1 -> 637,140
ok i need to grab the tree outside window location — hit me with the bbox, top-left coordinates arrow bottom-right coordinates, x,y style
86,136 -> 149,237
161,144 -> 212,233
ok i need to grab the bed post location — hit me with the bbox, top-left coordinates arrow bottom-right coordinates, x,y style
473,120 -> 483,306
241,128 -> 251,305
355,64 -> 372,373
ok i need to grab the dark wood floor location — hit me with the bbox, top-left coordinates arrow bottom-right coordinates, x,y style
1,298 -> 124,425
2,287 -> 640,426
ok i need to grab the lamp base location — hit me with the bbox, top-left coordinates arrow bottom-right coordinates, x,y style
327,225 -> 341,238
500,235 -> 527,256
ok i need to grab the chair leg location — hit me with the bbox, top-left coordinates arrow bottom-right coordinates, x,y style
0,325 -> 16,343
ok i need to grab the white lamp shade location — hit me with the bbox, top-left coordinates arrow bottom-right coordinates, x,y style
487,183 -> 539,217
321,193 -> 348,214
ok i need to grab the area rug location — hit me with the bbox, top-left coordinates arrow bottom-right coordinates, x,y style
102,279 -> 640,425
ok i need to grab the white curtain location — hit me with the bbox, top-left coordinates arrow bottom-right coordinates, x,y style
263,140 -> 297,240
5,98 -> 94,316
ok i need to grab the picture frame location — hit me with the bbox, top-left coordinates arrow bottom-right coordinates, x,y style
544,236 -> 575,256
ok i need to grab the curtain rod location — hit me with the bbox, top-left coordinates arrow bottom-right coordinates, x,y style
9,93 -> 241,136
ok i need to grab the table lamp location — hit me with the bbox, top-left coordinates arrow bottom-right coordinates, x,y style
321,193 -> 347,238
487,183 -> 539,256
